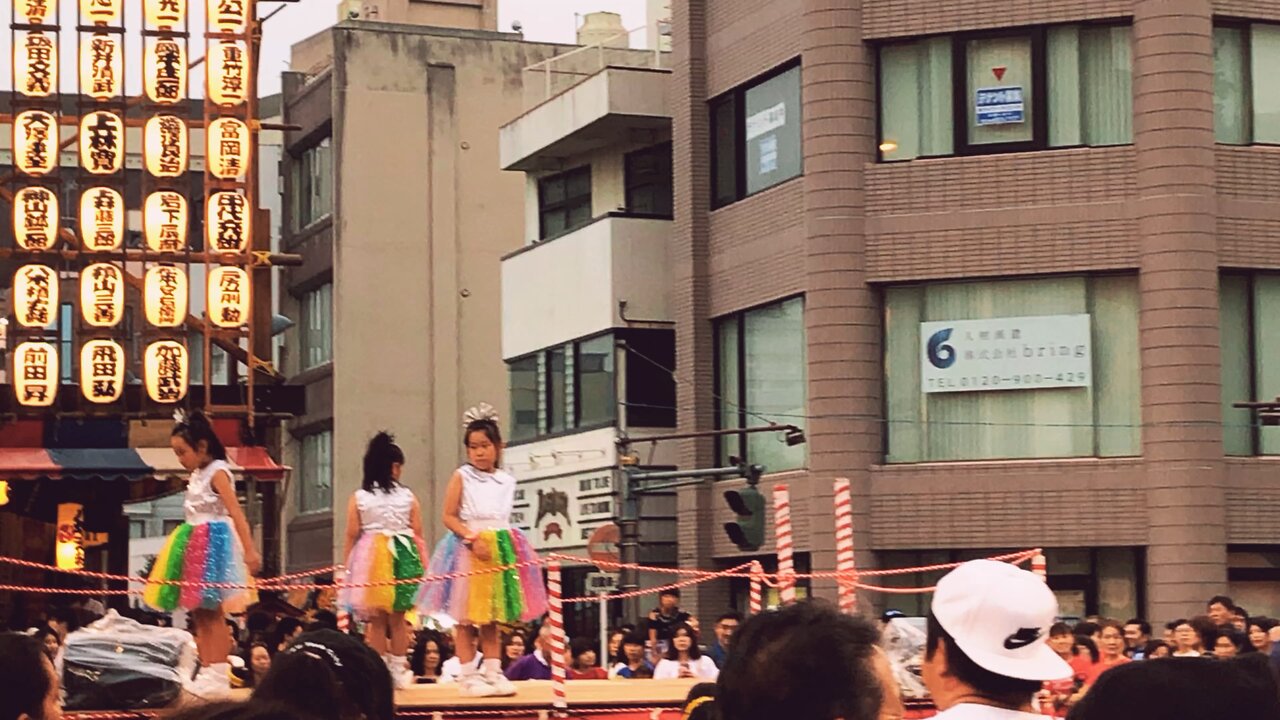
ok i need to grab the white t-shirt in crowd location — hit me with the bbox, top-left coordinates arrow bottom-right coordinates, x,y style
933,704 -> 1045,720
1172,650 -> 1201,657
438,652 -> 484,683
653,656 -> 719,681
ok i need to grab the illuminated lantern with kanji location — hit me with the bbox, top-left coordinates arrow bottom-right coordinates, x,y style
12,186 -> 58,250
208,40 -> 250,107
80,187 -> 124,251
145,38 -> 187,104
208,266 -> 250,328
81,111 -> 125,175
145,191 -> 189,252
81,340 -> 126,404
145,265 -> 189,328
207,191 -> 251,254
14,110 -> 57,176
145,115 -> 189,177
208,0 -> 249,33
15,342 -> 58,408
82,0 -> 123,23
146,0 -> 186,28
16,32 -> 57,98
208,118 -> 250,180
14,265 -> 58,329
18,0 -> 53,24
82,33 -> 122,100
145,341 -> 189,403
80,263 -> 125,328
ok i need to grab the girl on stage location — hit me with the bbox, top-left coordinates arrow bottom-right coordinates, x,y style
418,404 -> 547,697
340,432 -> 427,689
144,411 -> 261,699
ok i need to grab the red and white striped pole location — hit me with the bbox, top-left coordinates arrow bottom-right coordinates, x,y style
748,560 -> 763,615
337,609 -> 351,634
547,559 -> 568,715
773,484 -> 796,605
834,478 -> 858,614
1032,552 -> 1047,581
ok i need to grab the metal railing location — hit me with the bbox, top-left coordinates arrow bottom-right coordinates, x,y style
523,24 -> 670,106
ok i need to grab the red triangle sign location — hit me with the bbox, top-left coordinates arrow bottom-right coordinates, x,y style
993,66 -> 1007,81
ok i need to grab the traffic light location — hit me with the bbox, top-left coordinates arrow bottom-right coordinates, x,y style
723,485 -> 765,551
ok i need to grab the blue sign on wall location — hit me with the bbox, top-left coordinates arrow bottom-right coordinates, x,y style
975,86 -> 1025,126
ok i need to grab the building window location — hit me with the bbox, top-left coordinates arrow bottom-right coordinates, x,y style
577,334 -> 615,428
303,283 -> 333,369
715,297 -> 807,472
711,62 -> 803,207
299,430 -> 333,514
878,24 -> 1132,161
1220,272 -> 1280,455
547,346 -> 569,434
129,520 -> 146,539
509,356 -> 539,442
1215,22 -> 1280,145
883,275 -> 1141,462
57,303 -> 74,383
290,138 -> 333,231
625,142 -> 673,218
162,519 -> 183,536
538,166 -> 592,239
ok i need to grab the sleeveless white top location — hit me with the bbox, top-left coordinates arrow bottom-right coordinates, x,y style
184,459 -> 234,523
458,465 -> 516,530
355,485 -> 415,534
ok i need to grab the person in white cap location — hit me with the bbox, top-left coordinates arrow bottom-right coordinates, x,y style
922,560 -> 1073,719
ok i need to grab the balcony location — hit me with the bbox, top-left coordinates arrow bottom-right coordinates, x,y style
501,66 -> 671,172
501,213 -> 671,360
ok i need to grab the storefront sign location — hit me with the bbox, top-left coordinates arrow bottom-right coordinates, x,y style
512,471 -> 614,551
584,572 -> 619,594
975,86 -> 1025,126
921,314 -> 1091,393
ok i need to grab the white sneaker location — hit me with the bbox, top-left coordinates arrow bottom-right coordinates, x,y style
458,670 -> 497,698
185,663 -> 232,700
484,667 -> 517,697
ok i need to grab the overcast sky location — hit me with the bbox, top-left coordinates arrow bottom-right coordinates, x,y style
2,0 -> 649,96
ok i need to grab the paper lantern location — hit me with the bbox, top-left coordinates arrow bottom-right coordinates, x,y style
14,342 -> 58,408
82,0 -> 123,24
145,115 -> 189,177
145,341 -> 189,403
16,31 -> 57,98
145,265 -> 189,328
144,38 -> 187,104
0,481 -> 9,507
208,266 -> 250,328
208,117 -> 251,180
14,264 -> 58,328
80,340 -> 126,404
208,0 -> 249,33
12,186 -> 59,250
55,504 -> 86,570
208,40 -> 250,107
18,0 -> 53,25
13,110 -> 57,176
207,191 -> 251,254
144,191 -> 189,252
81,33 -> 122,100
146,0 -> 186,28
80,187 -> 125,251
80,111 -> 125,175
80,263 -> 125,328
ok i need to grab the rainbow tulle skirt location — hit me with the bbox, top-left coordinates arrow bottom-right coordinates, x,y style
143,518 -> 252,613
416,528 -> 547,624
339,531 -> 426,618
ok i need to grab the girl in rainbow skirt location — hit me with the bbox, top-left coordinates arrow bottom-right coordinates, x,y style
144,411 -> 260,699
339,432 -> 427,689
417,404 -> 547,697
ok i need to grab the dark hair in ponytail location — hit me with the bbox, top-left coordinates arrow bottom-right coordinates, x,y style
463,419 -> 503,468
172,410 -> 228,461
362,432 -> 404,493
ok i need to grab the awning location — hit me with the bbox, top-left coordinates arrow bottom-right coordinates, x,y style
0,447 -> 289,483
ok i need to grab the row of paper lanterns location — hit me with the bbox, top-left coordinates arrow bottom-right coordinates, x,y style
15,0 -> 254,31
13,264 -> 250,329
14,339 -> 191,406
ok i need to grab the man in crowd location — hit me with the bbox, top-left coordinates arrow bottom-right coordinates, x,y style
707,611 -> 742,669
505,623 -> 554,681
1207,596 -> 1234,628
1123,619 -> 1151,660
0,632 -> 62,720
922,560 -> 1072,719
646,589 -> 692,664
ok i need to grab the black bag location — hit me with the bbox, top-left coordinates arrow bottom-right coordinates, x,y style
60,611 -> 196,711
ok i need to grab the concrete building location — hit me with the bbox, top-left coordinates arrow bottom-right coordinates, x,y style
278,1 -> 622,573
629,0 -> 1280,623
648,0 -> 673,52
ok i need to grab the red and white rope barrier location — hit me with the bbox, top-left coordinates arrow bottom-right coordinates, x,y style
748,560 -> 764,615
834,478 -> 857,614
546,559 -> 568,715
773,484 -> 796,605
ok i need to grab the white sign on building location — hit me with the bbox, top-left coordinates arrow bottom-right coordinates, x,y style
920,314 -> 1092,393
512,470 -> 615,552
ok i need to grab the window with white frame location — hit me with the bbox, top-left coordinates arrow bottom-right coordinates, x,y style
303,283 -> 333,369
299,430 -> 333,514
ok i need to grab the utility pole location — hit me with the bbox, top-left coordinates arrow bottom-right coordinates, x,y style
613,339 -> 641,619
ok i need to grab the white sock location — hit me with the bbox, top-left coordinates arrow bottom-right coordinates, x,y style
483,658 -> 502,674
460,658 -> 480,676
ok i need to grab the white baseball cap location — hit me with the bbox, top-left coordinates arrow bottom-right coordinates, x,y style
931,560 -> 1072,681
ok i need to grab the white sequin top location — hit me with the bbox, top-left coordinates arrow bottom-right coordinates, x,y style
457,464 -> 516,531
355,484 -> 416,534
184,459 -> 234,523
